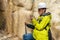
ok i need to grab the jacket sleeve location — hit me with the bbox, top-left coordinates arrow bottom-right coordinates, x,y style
25,23 -> 35,29
32,15 -> 51,30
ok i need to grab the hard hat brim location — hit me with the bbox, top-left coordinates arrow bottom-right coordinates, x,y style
38,8 -> 47,9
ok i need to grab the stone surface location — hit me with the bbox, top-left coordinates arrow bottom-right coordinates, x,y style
0,0 -> 60,40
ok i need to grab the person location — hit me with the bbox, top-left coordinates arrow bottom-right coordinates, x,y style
25,2 -> 52,40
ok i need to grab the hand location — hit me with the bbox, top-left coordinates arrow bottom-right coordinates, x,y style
25,22 -> 27,25
25,22 -> 30,25
30,15 -> 34,20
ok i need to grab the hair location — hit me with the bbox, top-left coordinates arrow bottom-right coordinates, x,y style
38,8 -> 46,12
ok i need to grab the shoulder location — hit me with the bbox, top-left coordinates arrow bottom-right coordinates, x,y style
46,12 -> 51,19
43,12 -> 51,19
47,12 -> 51,15
43,12 -> 51,16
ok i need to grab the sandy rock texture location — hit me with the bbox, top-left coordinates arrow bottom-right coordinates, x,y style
0,0 -> 60,40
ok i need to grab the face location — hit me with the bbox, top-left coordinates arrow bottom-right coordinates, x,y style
38,8 -> 46,15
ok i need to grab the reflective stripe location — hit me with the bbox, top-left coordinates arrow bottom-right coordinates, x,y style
35,23 -> 49,31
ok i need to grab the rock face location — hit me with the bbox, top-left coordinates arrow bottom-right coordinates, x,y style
0,0 -> 60,40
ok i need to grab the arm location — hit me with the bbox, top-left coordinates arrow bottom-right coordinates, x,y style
25,23 -> 35,29
32,15 -> 51,30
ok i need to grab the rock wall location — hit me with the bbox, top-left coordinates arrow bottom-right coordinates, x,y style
0,0 -> 60,40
